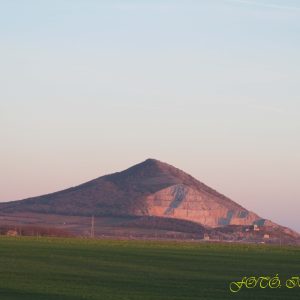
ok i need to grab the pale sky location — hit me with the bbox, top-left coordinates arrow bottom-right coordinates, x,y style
1,0 -> 300,231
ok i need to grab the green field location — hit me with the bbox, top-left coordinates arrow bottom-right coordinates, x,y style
0,237 -> 299,300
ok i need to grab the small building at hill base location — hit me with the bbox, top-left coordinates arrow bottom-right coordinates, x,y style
6,230 -> 18,236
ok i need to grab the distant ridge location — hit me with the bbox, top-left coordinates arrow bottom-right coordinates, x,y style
0,159 -> 288,229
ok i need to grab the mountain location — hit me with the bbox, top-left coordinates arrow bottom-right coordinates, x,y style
0,159 -> 275,229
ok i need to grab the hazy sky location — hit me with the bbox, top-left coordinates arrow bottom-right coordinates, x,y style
1,0 -> 299,231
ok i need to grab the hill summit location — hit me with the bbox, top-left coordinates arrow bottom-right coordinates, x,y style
0,158 -> 270,228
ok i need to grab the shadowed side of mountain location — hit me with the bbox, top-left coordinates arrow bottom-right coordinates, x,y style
0,159 -> 193,216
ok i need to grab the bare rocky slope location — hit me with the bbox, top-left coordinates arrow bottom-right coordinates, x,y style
0,158 -> 286,230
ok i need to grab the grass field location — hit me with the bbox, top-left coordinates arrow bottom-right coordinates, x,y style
0,237 -> 299,300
